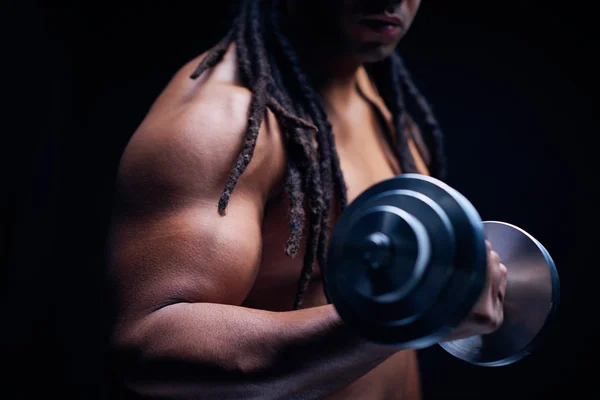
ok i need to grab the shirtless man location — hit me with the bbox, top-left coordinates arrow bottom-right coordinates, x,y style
105,0 -> 508,398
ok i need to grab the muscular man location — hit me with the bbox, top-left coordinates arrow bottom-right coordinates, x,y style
105,0 -> 507,398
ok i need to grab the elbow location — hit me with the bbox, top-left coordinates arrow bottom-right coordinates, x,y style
106,327 -> 154,394
107,340 -> 275,400
107,332 -> 201,397
106,317 -> 189,396
106,320 -> 276,396
229,348 -> 275,378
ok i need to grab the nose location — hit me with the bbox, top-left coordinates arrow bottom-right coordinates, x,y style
360,0 -> 403,14
378,0 -> 403,13
386,1 -> 402,13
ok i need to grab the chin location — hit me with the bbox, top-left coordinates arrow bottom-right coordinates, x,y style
356,43 -> 398,64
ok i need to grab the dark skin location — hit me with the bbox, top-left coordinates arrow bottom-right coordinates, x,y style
106,1 -> 507,398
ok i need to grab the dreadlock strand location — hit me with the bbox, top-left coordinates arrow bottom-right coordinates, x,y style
283,160 -> 305,258
363,60 -> 406,171
293,213 -> 321,309
278,89 -> 327,309
270,20 -> 334,186
395,55 -> 447,179
287,111 -> 326,309
265,36 -> 321,269
389,53 -> 418,173
217,82 -> 269,215
293,137 -> 325,309
268,1 -> 344,273
250,2 -> 317,133
267,1 -> 338,308
218,1 -> 271,215
266,96 -> 317,132
235,0 -> 254,85
190,21 -> 238,80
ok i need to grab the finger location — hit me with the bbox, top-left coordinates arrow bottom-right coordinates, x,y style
485,240 -> 492,253
488,255 -> 504,301
492,264 -> 506,327
499,262 -> 508,276
471,278 -> 493,321
489,250 -> 500,265
497,263 -> 508,303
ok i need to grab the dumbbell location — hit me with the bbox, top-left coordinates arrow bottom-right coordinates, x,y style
323,174 -> 560,366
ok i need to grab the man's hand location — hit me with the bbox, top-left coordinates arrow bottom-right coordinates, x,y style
443,240 -> 508,341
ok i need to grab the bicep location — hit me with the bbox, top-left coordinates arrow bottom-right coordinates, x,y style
107,194 -> 263,321
106,81 -> 284,322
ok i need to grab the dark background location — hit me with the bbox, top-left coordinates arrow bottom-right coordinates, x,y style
2,0 -> 595,399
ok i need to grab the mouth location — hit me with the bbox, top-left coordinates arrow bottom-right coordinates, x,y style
359,14 -> 404,37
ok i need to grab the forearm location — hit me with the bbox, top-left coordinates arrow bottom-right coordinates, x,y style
111,303 -> 398,399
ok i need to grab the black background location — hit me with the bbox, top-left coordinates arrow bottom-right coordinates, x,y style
2,1 -> 595,399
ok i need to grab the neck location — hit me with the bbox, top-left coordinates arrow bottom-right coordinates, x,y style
282,13 -> 362,112
307,53 -> 362,113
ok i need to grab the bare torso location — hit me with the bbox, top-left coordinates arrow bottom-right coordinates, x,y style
126,44 -> 430,399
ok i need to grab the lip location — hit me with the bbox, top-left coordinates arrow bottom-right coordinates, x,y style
360,14 -> 404,28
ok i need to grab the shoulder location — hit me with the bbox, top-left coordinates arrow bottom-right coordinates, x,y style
117,46 -> 287,206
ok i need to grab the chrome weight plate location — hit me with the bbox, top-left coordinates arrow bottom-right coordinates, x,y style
439,221 -> 560,366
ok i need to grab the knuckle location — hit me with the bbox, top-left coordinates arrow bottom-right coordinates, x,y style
498,288 -> 505,303
471,299 -> 504,332
492,313 -> 504,330
473,306 -> 494,325
472,311 -> 491,327
490,250 -> 500,264
483,313 -> 503,332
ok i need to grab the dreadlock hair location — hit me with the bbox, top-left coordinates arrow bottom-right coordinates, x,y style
190,0 -> 447,310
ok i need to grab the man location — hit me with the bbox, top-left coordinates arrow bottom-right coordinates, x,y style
105,0 -> 508,398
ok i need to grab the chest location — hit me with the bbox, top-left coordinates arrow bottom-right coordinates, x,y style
242,113 -> 400,311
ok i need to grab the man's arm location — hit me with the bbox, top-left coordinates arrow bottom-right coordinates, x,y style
105,83 -> 398,399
